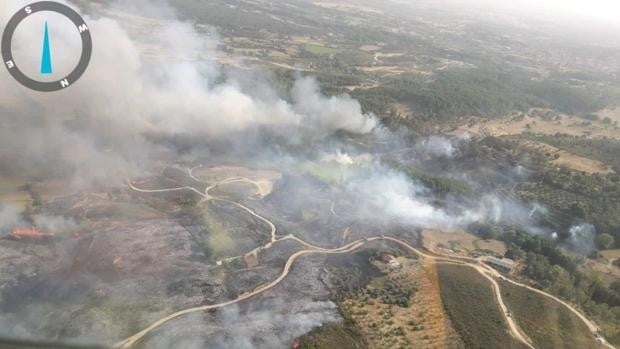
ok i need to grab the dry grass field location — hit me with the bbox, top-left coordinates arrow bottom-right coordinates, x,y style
456,111 -> 620,140
422,229 -> 506,257
518,140 -> 613,174
343,257 -> 463,348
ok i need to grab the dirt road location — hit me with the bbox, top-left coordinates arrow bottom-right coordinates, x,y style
380,236 -> 534,348
114,232 -> 535,349
120,169 -> 614,349
114,239 -> 369,348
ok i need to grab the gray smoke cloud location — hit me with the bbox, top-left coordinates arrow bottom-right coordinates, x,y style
0,206 -> 24,231
31,214 -> 77,234
0,205 -> 77,235
0,0 -> 377,186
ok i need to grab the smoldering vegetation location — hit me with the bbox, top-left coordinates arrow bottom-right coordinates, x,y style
0,0 -> 606,348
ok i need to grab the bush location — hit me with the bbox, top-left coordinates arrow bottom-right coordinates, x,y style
596,233 -> 615,250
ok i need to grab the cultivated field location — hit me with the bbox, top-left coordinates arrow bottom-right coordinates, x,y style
437,264 -> 528,349
498,280 -> 602,349
518,140 -> 613,174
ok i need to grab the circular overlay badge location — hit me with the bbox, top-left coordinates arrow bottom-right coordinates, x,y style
2,1 -> 92,92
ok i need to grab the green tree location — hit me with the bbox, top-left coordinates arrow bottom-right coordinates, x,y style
548,265 -> 575,299
596,233 -> 615,250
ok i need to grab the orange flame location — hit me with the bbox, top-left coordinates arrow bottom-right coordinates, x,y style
11,227 -> 52,240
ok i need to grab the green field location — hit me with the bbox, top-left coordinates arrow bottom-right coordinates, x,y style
437,264 -> 528,349
203,207 -> 237,259
303,44 -> 343,55
298,161 -> 358,186
498,280 -> 600,349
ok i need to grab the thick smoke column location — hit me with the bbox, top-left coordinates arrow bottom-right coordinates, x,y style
0,0 -> 377,187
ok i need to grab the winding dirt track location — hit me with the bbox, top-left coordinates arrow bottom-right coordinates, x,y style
484,265 -> 613,349
380,237 -> 534,348
118,171 -> 613,349
115,239 -> 369,349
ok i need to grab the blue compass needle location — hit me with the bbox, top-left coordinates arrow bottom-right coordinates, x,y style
40,21 -> 52,74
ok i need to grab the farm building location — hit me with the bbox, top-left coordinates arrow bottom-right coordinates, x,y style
485,256 -> 515,272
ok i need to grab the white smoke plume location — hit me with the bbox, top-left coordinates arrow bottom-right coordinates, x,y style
344,162 -> 549,233
567,223 -> 597,255
0,0 -> 377,186
346,167 -> 453,228
414,134 -> 469,158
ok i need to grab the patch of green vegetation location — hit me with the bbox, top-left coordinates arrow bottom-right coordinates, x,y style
368,275 -> 389,289
386,160 -> 475,198
202,207 -> 236,259
499,279 -> 597,349
303,43 -> 343,55
298,161 -> 358,186
367,278 -> 415,308
352,68 -> 615,120
437,264 -> 528,349
298,320 -> 368,349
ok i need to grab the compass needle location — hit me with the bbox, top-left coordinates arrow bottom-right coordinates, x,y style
3,2 -> 92,91
40,21 -> 52,74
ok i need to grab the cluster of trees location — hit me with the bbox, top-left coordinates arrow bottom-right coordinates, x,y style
532,168 -> 619,247
351,67 -> 614,121
522,133 -> 620,173
386,160 -> 475,198
470,224 -> 620,335
367,279 -> 415,308
479,135 -> 620,248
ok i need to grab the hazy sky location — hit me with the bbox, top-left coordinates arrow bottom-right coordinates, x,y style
532,0 -> 620,21
496,0 -> 620,24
